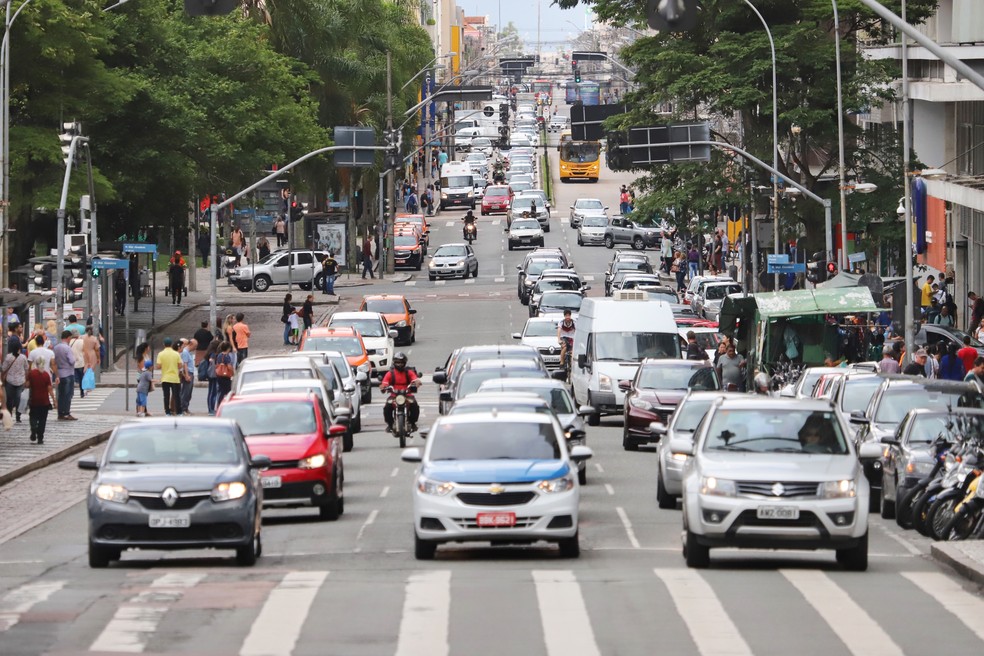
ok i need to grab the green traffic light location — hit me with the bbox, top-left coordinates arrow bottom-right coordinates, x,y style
91,267 -> 100,278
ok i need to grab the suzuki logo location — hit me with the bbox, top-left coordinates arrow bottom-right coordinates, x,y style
162,487 -> 179,508
489,484 -> 505,495
771,483 -> 785,497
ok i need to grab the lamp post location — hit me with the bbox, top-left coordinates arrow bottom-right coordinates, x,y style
832,0 -> 849,271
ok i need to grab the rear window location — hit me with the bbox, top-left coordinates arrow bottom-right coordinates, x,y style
875,387 -> 984,423
239,369 -> 313,387
330,318 -> 385,338
637,365 -> 719,391
302,336 -> 363,356
486,188 -> 508,197
218,401 -> 318,436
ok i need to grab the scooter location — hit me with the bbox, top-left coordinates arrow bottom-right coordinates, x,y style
464,222 -> 477,244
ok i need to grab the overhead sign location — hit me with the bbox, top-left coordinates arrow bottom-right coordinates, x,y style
432,85 -> 493,104
626,122 -> 711,165
767,262 -> 806,274
570,104 -> 628,141
570,50 -> 608,62
767,254 -> 790,265
334,126 -> 377,168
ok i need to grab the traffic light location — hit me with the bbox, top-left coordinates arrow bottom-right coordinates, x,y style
572,60 -> 581,83
826,261 -> 838,278
32,262 -> 53,288
58,122 -> 82,166
383,196 -> 391,220
499,103 -> 509,124
290,200 -> 308,222
605,131 -> 632,172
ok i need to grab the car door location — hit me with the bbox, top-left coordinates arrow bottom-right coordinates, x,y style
293,251 -> 315,284
466,245 -> 477,273
270,253 -> 292,284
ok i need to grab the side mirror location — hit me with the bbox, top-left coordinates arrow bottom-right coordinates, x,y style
401,447 -> 422,463
409,308 -> 417,314
343,384 -> 355,394
858,441 -> 884,461
577,354 -> 588,370
649,421 -> 667,436
668,437 -> 694,457
512,332 -> 523,340
849,411 -> 870,425
567,429 -> 587,441
329,423 -> 349,435
577,405 -> 596,417
569,445 -> 593,462
388,330 -> 399,339
439,390 -> 452,401
250,455 -> 272,470
78,455 -> 99,471
550,370 -> 568,381
569,205 -> 575,210
516,265 -> 522,271
432,372 -> 448,385
583,286 -> 591,291
355,371 -> 368,383
618,380 -> 632,392
604,206 -> 610,210
334,406 -> 352,420
419,426 -> 430,440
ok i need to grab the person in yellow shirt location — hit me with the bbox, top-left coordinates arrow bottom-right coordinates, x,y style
921,275 -> 935,314
155,337 -> 183,416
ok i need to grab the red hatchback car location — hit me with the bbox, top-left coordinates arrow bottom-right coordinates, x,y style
481,185 -> 510,215
217,392 -> 346,520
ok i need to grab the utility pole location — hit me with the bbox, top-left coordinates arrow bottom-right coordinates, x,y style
385,50 -> 396,276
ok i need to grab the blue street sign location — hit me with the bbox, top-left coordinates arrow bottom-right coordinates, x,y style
848,251 -> 867,264
767,254 -> 790,264
122,243 -> 158,254
91,257 -> 130,270
767,262 -> 805,274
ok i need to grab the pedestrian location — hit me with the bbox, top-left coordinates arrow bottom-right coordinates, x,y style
975,318 -> 984,343
940,342 -> 966,381
168,251 -> 186,305
970,291 -> 984,333
214,341 -> 235,408
204,340 -> 220,415
957,335 -> 978,373
721,230 -> 730,265
257,235 -> 271,260
114,271 -> 127,316
903,349 -> 928,376
83,325 -> 100,382
155,337 -> 183,416
920,275 -> 935,317
619,185 -> 630,214
180,338 -> 197,415
877,344 -> 900,374
224,314 -> 239,359
934,305 -> 955,327
406,188 -> 419,214
26,360 -> 54,444
712,230 -> 723,274
65,314 -> 84,337
230,225 -> 245,266
437,148 -> 449,168
660,230 -> 674,275
197,229 -> 210,268
685,331 -> 708,361
274,215 -> 287,248
321,252 -> 338,295
716,343 -> 745,391
6,321 -> 21,355
25,326 -> 40,354
193,321 -> 213,364
53,330 -> 76,420
672,251 -> 687,293
288,307 -> 301,345
302,295 -> 314,331
687,243 -> 699,280
362,239 -> 374,279
282,293 -> 294,345
965,357 -> 984,384
70,328 -> 85,398
28,334 -> 55,380
135,353 -> 154,417
2,344 -> 28,423
233,312 -> 250,361
129,254 -> 142,312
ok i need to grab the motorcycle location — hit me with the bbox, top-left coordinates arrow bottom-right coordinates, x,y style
383,381 -> 419,448
464,221 -> 477,244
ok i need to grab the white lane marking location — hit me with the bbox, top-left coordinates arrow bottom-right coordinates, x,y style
781,570 -> 904,656
405,281 -> 417,286
560,217 -> 570,223
594,463 -> 604,473
0,560 -> 43,565
391,467 -> 400,477
356,509 -> 379,543
874,522 -> 922,556
533,570 -> 601,656
604,484 -> 615,496
654,569 -> 753,656
0,580 -> 65,632
494,277 -> 505,283
435,280 -> 445,286
445,221 -> 455,227
91,572 -> 204,653
240,571 -> 328,656
491,219 -> 502,225
902,571 -> 984,643
583,275 -> 595,281
465,278 -> 475,284
500,262 -> 504,276
380,486 -> 390,498
615,506 -> 641,549
395,571 -> 451,656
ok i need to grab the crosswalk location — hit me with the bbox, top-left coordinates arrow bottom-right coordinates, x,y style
4,566 -> 984,654
71,387 -> 114,414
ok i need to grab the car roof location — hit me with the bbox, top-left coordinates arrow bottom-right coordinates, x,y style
306,326 -> 359,337
434,411 -> 553,426
434,242 -> 471,248
238,356 -> 315,371
331,311 -> 384,321
464,358 -> 543,371
883,377 -> 980,391
363,294 -> 407,301
713,396 -> 836,411
457,392 -> 548,405
479,378 -> 569,391
640,357 -> 712,368
116,417 -> 239,431
904,407 -> 984,417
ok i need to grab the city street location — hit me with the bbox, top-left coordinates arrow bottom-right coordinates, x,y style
3,127 -> 984,656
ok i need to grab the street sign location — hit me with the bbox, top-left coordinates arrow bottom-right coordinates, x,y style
570,50 -> 609,62
570,104 -> 628,141
848,251 -> 867,264
90,258 -> 129,270
767,262 -> 805,274
614,122 -> 711,166
334,126 -> 376,168
767,254 -> 790,265
122,243 -> 158,255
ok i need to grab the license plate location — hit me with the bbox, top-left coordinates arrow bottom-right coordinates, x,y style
149,513 -> 190,528
521,238 -> 530,244
261,476 -> 282,489
756,506 -> 799,520
476,512 -> 516,527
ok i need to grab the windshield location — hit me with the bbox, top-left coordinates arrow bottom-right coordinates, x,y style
875,388 -> 984,423
511,182 -> 532,193
330,318 -> 384,338
443,175 -> 473,188
512,198 -> 539,211
561,142 -> 601,163
435,245 -> 468,258
218,401 -> 318,436
429,421 -> 561,460
538,279 -> 578,293
486,188 -> 508,198
524,320 -> 560,337
539,293 -> 583,311
107,426 -> 240,465
648,292 -> 679,304
673,399 -> 714,432
944,329 -> 984,347
796,371 -> 827,395
512,220 -> 540,231
365,299 -> 406,314
302,336 -> 362,356
458,369 -> 544,398
473,139 -> 491,147
907,414 -> 953,445
576,200 -> 604,210
594,332 -> 680,361
690,332 -> 722,351
839,377 -> 882,414
705,285 -> 741,300
239,369 -> 314,387
704,409 -> 848,455
395,235 -> 417,247
527,259 -> 565,276
582,216 -> 607,227
638,365 -> 719,391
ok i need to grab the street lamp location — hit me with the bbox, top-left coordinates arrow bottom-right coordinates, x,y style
399,52 -> 456,93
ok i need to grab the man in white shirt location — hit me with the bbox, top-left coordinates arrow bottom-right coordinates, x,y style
27,334 -> 56,378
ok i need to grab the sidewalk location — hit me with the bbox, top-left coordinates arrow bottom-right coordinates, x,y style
931,541 -> 984,586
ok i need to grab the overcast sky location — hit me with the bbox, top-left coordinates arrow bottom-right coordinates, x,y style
457,0 -> 594,49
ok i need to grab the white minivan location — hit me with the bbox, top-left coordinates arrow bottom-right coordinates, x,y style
439,162 -> 477,211
570,291 -> 680,425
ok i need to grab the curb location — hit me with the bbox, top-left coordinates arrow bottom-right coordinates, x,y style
0,429 -> 113,488
930,543 -> 984,586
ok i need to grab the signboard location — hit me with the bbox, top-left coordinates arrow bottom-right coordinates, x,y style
123,243 -> 158,255
767,262 -> 806,274
334,126 -> 377,168
91,258 -> 129,270
570,50 -> 609,62
767,254 -> 790,265
328,201 -> 349,209
848,251 -> 867,264
626,122 -> 711,165
570,104 -> 628,141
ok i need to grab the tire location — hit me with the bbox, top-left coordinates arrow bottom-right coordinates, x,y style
508,243 -> 514,251
236,530 -> 260,566
545,224 -> 551,233
928,496 -> 959,541
299,283 -> 312,291
481,210 -> 487,216
836,531 -> 868,571
361,385 -> 371,405
941,507 -> 977,541
587,403 -> 601,427
577,237 -> 583,246
253,275 -> 272,292
657,470 -> 675,509
429,275 -> 436,281
633,236 -> 644,250
868,487 -> 881,514
578,466 -> 587,485
622,424 -> 638,450
351,412 -> 362,434
319,468 -> 342,521
896,485 -> 919,529
912,487 -> 938,536
473,265 -> 478,277
604,236 -> 615,249
415,533 -> 437,560
415,259 -> 422,272
411,329 -> 416,344
557,531 -> 580,558
684,529 -> 710,568
396,413 -> 406,447
235,283 -> 252,293
314,274 -> 325,290
342,430 -> 354,453
881,493 -> 896,520
88,541 -> 113,568
462,267 -> 469,279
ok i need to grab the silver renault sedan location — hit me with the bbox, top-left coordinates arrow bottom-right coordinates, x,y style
676,397 -> 870,570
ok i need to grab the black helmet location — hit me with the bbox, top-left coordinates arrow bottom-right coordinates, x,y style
393,352 -> 408,368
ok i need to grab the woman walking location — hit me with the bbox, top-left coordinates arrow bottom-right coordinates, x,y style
214,342 -> 235,408
2,344 -> 29,423
26,360 -> 54,444
204,340 -> 220,415
282,293 -> 294,346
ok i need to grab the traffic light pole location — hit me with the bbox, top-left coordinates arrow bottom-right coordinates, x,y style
56,135 -> 86,334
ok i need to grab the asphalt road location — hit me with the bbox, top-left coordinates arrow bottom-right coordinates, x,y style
3,118 -> 984,656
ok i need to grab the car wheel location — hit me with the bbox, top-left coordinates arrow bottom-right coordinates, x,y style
684,529 -> 710,568
411,329 -> 416,344
881,486 -> 896,520
836,531 -> 868,571
415,259 -> 422,272
320,469 -> 343,521
253,275 -> 272,292
578,466 -> 587,486
868,488 -> 881,514
474,264 -> 479,277
577,237 -> 583,246
415,533 -> 437,560
314,274 -> 325,291
235,283 -> 252,293
361,385 -> 371,405
343,430 -> 354,453
545,224 -> 551,233
429,275 -> 436,281
604,236 -> 615,249
557,530 -> 580,558
88,540 -> 113,568
896,485 -> 916,528
508,243 -> 514,251
633,236 -> 644,250
481,210 -> 487,216
657,470 -> 675,509
236,530 -> 260,566
299,283 -> 312,291
462,267 -> 469,279
351,412 -> 362,434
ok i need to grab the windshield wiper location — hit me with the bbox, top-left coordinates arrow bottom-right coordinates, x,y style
108,460 -> 145,464
713,445 -> 753,452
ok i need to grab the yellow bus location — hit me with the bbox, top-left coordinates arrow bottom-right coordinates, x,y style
558,137 -> 601,183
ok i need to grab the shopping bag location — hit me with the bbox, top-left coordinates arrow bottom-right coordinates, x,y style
81,368 -> 96,391
18,391 -> 27,416
1,408 -> 12,430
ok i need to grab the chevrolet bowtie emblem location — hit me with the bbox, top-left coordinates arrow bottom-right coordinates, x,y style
162,487 -> 179,508
489,484 -> 505,494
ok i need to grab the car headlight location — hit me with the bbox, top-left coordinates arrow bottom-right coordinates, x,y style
905,460 -> 936,476
628,396 -> 652,411
598,373 -> 612,392
298,454 -> 327,470
820,479 -> 857,499
700,476 -> 737,497
467,191 -> 474,197
95,484 -> 129,504
394,320 -> 407,328
453,260 -> 464,267
441,192 -> 448,199
212,481 -> 248,501
538,473 -> 576,493
671,453 -> 689,462
357,362 -> 370,373
417,476 -> 455,496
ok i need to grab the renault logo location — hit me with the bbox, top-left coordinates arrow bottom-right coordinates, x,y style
771,483 -> 785,497
162,487 -> 179,508
489,484 -> 505,495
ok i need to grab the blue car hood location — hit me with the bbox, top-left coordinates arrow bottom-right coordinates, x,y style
424,459 -> 569,484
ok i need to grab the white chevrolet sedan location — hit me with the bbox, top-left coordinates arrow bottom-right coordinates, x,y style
676,397 -> 871,570
402,412 -> 592,560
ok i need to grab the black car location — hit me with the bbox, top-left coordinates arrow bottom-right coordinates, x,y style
78,418 -> 269,568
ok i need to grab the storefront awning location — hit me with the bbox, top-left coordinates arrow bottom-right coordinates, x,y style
718,287 -> 878,334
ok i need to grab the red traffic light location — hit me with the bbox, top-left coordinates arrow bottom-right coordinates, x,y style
571,60 -> 577,67
826,262 -> 837,273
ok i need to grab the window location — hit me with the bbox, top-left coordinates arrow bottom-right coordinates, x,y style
637,365 -> 719,391
273,255 -> 289,268
108,427 -> 241,465
296,252 -> 313,266
594,332 -> 681,361
219,401 -> 318,436
703,409 -> 848,454
330,318 -> 385,338
430,421 -> 561,460
239,369 -> 314,387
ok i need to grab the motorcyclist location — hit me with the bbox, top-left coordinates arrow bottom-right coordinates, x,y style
753,372 -> 772,395
381,352 -> 420,432
462,210 -> 478,240
557,310 -> 576,370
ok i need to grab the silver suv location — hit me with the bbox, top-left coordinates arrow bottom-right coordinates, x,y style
228,249 -> 330,293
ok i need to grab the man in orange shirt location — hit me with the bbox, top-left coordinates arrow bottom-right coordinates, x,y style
234,312 -> 251,361
957,335 -> 978,374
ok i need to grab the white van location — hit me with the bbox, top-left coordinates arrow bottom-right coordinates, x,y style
439,162 -> 476,210
571,291 -> 680,424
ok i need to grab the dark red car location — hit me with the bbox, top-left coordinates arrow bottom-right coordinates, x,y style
217,392 -> 346,520
620,359 -> 720,451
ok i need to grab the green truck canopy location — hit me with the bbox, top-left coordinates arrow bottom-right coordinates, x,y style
719,287 -> 878,335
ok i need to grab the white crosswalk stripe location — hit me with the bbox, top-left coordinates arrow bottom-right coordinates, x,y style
0,581 -> 65,632
781,570 -> 904,656
902,571 -> 984,643
240,571 -> 328,656
533,570 -> 601,656
395,570 -> 450,656
72,388 -> 114,413
654,568 -> 752,656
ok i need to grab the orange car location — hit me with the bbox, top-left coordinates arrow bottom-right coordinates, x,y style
395,213 -> 430,246
360,294 -> 417,346
299,326 -> 373,403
